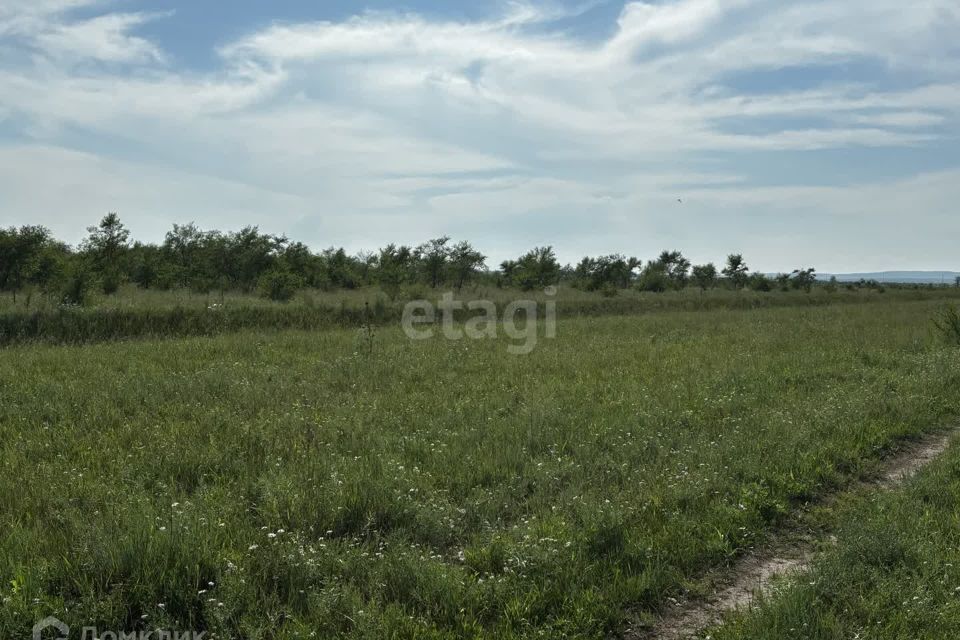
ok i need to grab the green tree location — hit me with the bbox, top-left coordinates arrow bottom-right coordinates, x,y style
503,246 -> 561,291
319,248 -> 360,290
162,223 -> 206,288
691,263 -> 718,292
416,237 -> 451,288
575,255 -> 638,291
636,261 -> 669,292
83,213 -> 130,267
226,227 -> 282,292
774,273 -> 791,291
791,268 -> 817,292
449,241 -> 486,291
82,213 -> 131,294
658,250 -> 691,289
748,272 -> 773,292
499,259 -> 520,288
277,241 -> 322,289
375,244 -> 415,299
722,254 -> 750,289
258,268 -> 304,302
128,242 -> 165,290
0,226 -> 55,303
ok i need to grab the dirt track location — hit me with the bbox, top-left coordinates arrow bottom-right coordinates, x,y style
629,429 -> 957,640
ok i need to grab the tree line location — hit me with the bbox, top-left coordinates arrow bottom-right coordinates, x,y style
0,213 -> 838,304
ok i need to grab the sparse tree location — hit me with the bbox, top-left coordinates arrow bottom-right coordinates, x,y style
691,263 -> 718,292
658,250 -> 691,289
775,273 -> 791,292
258,267 -> 304,302
416,237 -> 451,288
449,241 -> 486,291
376,244 -> 415,299
82,213 -> 131,294
722,254 -> 750,289
791,268 -> 817,292
748,272 -> 773,292
505,246 -> 562,291
0,226 -> 61,303
83,213 -> 130,268
636,261 -> 669,293
321,247 -> 360,290
576,255 -> 639,291
129,242 -> 165,290
226,226 -> 283,292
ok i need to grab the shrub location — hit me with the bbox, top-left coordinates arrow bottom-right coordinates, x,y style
258,270 -> 304,302
636,266 -> 669,293
61,268 -> 92,306
600,282 -> 619,298
101,272 -> 121,295
748,273 -> 772,292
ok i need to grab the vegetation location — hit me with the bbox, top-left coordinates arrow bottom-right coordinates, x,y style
3,214 -> 959,637
2,284 -> 959,348
710,436 -> 960,639
691,263 -> 718,292
2,300 -> 960,638
722,254 -> 750,289
934,304 -> 960,346
2,215 -> 917,311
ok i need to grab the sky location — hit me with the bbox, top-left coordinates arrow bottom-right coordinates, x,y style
0,0 -> 958,272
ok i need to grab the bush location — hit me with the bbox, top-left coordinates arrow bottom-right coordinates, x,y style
61,268 -> 92,306
258,270 -> 304,302
749,273 -> 772,292
101,272 -> 121,295
636,268 -> 669,293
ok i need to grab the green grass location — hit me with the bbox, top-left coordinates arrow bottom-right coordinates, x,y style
3,284 -> 959,347
2,300 -> 960,638
3,282 -> 958,315
709,434 -> 960,640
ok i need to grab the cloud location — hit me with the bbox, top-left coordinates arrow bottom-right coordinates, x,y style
0,1 -> 958,270
35,12 -> 168,64
1,0 -> 168,65
846,111 -> 947,128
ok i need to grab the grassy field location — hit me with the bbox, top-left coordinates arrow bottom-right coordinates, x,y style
709,437 -> 960,640
2,298 -> 960,638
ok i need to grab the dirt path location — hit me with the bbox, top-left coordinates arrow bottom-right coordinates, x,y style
630,428 -> 957,640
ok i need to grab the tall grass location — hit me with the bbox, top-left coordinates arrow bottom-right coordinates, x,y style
3,286 -> 959,347
935,303 -> 960,345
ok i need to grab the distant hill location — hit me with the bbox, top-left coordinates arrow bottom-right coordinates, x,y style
818,271 -> 960,284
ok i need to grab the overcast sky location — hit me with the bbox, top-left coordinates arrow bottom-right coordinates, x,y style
1,0 -> 958,271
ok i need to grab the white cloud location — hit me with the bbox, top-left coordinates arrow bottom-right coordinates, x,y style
35,12 -> 167,64
846,111 -> 947,128
0,0 -> 958,269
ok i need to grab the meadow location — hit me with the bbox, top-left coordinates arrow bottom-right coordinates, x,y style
2,284 -> 958,347
2,296 -> 960,638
